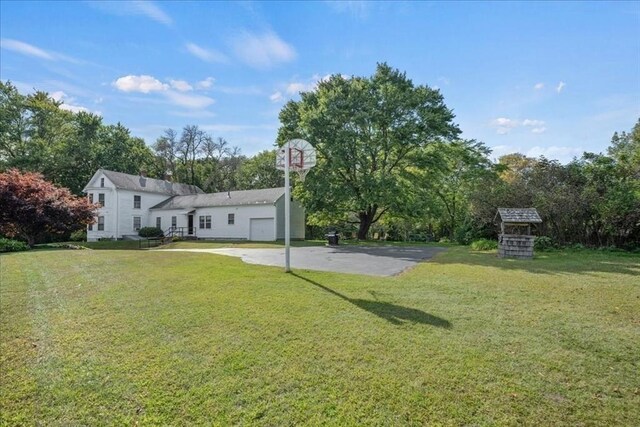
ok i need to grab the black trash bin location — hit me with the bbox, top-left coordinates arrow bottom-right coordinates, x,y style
325,232 -> 339,246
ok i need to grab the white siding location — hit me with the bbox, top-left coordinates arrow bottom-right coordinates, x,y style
85,170 -> 175,241
192,205 -> 277,240
116,189 -> 171,237
275,197 -> 305,240
86,172 -> 117,241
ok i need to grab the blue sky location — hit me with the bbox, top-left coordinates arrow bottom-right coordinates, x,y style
1,1 -> 638,162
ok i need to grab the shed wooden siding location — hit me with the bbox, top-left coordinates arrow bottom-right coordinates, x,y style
498,234 -> 535,259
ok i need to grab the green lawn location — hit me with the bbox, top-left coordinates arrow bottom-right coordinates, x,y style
1,246 -> 638,425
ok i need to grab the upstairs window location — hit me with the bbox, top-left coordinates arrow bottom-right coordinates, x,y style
100,177 -> 104,188
97,216 -> 104,231
199,215 -> 211,229
134,195 -> 141,209
228,213 -> 235,225
98,193 -> 105,207
88,193 -> 93,203
133,217 -> 141,231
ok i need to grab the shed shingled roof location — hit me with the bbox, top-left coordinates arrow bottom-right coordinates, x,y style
149,187 -> 285,210
497,208 -> 542,223
97,169 -> 203,195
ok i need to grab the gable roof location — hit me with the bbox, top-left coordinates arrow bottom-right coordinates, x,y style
150,187 -> 285,210
496,208 -> 542,223
84,169 -> 203,195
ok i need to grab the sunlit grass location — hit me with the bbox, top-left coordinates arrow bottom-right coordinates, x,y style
1,246 -> 638,425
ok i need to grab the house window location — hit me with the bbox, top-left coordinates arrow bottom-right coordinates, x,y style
134,195 -> 141,209
88,223 -> 93,231
88,193 -> 93,203
156,217 -> 161,229
228,213 -> 235,225
171,216 -> 177,229
199,215 -> 211,229
133,217 -> 141,231
98,216 -> 104,231
100,178 -> 104,187
98,193 -> 105,207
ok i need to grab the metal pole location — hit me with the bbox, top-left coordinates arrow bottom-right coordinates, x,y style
284,145 -> 291,273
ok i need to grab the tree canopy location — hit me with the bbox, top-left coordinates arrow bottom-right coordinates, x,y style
0,169 -> 97,246
277,63 -> 460,239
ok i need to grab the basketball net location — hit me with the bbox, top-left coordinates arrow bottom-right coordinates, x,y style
288,147 -> 308,181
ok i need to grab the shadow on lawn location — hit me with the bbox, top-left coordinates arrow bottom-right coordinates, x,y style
292,273 -> 451,328
431,249 -> 640,277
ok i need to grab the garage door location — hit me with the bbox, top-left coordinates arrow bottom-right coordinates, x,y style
250,218 -> 275,241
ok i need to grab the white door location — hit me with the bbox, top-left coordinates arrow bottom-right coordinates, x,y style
250,218 -> 275,241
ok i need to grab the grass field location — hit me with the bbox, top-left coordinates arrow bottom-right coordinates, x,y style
1,245 -> 638,425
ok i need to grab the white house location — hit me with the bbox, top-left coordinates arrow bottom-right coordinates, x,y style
83,169 -> 305,242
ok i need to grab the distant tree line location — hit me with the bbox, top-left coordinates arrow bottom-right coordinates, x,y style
2,77 -> 638,249
278,64 -> 639,249
0,81 -> 283,197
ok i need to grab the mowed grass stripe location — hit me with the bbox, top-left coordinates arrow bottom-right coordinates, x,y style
1,247 -> 638,425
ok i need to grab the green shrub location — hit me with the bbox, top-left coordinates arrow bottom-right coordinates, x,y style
36,243 -> 88,250
470,239 -> 498,251
438,237 -> 451,243
534,236 -> 554,251
138,227 -> 163,238
69,229 -> 87,242
0,237 -> 30,252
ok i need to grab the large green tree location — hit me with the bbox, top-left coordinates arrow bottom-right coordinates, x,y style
277,63 -> 459,239
0,81 -> 155,194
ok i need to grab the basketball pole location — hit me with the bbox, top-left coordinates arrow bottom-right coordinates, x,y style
284,144 -> 291,273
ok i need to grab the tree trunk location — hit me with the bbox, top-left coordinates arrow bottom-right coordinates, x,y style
27,235 -> 35,248
357,208 -> 376,240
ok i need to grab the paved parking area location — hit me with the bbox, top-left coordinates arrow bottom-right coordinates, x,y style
162,245 -> 445,276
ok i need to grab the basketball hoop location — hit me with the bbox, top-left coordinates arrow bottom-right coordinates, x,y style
276,139 -> 316,173
276,139 -> 316,272
295,168 -> 310,182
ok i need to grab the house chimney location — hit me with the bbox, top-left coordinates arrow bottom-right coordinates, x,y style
164,170 -> 173,182
139,169 -> 147,177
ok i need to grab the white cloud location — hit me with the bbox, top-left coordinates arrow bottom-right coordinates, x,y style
492,117 -> 518,128
132,0 -> 172,26
534,82 -> 544,90
185,43 -> 228,63
270,91 -> 283,102
196,77 -> 215,89
491,117 -> 547,134
326,1 -> 370,19
522,119 -> 545,127
230,31 -> 296,69
491,145 -> 582,163
286,82 -> 311,95
49,91 -> 91,114
113,75 -> 168,93
164,91 -> 214,109
285,74 -> 333,95
1,38 -> 53,60
200,124 -> 278,133
90,1 -> 172,26
170,79 -> 193,92
556,81 -> 566,93
526,145 -> 582,160
0,38 -> 82,63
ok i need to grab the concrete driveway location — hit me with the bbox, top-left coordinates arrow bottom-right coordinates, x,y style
162,245 -> 445,276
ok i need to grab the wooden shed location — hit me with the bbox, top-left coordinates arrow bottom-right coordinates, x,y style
495,208 -> 542,259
